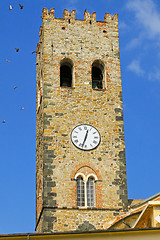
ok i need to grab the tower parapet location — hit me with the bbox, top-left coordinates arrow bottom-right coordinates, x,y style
41,7 -> 118,24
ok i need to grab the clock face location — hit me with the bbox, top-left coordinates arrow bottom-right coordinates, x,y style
71,124 -> 101,151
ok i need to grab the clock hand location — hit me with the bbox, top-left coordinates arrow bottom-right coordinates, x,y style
82,130 -> 88,147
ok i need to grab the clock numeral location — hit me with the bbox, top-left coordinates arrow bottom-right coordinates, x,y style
94,136 -> 98,139
79,143 -> 83,147
78,127 -> 82,131
74,140 -> 78,143
90,144 -> 93,147
93,132 -> 97,134
93,140 -> 97,144
73,136 -> 77,138
84,145 -> 87,148
84,126 -> 87,130
74,131 -> 78,133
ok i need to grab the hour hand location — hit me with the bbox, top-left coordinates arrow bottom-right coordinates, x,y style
82,130 -> 88,147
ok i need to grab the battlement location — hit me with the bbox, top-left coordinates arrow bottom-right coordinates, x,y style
42,8 -> 118,23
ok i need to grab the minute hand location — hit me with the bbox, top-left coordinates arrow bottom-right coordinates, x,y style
82,130 -> 88,147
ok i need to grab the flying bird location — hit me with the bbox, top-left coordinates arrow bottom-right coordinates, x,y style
2,120 -> 5,123
32,51 -> 40,54
14,86 -> 18,90
19,4 -> 24,9
20,107 -> 24,110
15,48 -> 19,52
9,5 -> 13,10
6,59 -> 10,63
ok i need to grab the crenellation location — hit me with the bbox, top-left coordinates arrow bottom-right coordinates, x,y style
112,13 -> 118,21
63,9 -> 70,20
84,10 -> 90,22
104,12 -> 112,22
91,12 -> 96,21
71,10 -> 76,23
84,10 -> 96,24
62,9 -> 76,24
49,8 -> 55,16
41,8 -> 118,26
42,7 -> 49,18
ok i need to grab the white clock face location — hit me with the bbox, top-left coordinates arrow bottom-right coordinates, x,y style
71,124 -> 101,151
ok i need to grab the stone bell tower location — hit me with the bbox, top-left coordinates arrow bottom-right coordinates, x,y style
36,8 -> 128,233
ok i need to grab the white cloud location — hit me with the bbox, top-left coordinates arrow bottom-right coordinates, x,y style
67,0 -> 79,7
126,0 -> 160,38
64,0 -> 79,12
119,21 -> 128,30
125,35 -> 142,49
127,59 -> 144,76
68,0 -> 79,4
149,68 -> 160,82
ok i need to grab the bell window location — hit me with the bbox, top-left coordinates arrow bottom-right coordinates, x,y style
60,58 -> 73,87
92,60 -> 105,89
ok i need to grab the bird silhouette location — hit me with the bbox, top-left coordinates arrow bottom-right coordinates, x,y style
9,5 -> 13,10
2,120 -> 5,123
6,59 -> 10,63
14,86 -> 18,90
15,48 -> 19,52
20,107 -> 24,110
19,4 -> 24,9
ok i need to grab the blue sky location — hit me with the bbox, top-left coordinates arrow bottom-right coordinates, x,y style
0,0 -> 160,234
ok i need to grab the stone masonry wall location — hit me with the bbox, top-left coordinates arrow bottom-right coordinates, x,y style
36,8 -> 128,233
36,29 -> 44,225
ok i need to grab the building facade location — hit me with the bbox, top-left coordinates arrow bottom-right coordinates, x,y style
36,8 -> 128,233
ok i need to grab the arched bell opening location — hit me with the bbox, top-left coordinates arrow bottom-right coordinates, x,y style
60,59 -> 73,87
92,60 -> 105,89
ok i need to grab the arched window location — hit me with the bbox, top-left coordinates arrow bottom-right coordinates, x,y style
87,177 -> 95,207
76,173 -> 97,207
60,59 -> 73,87
92,60 -> 105,89
77,177 -> 85,206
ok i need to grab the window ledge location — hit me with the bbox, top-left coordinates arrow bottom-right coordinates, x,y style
92,88 -> 106,91
77,206 -> 96,209
60,86 -> 75,89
